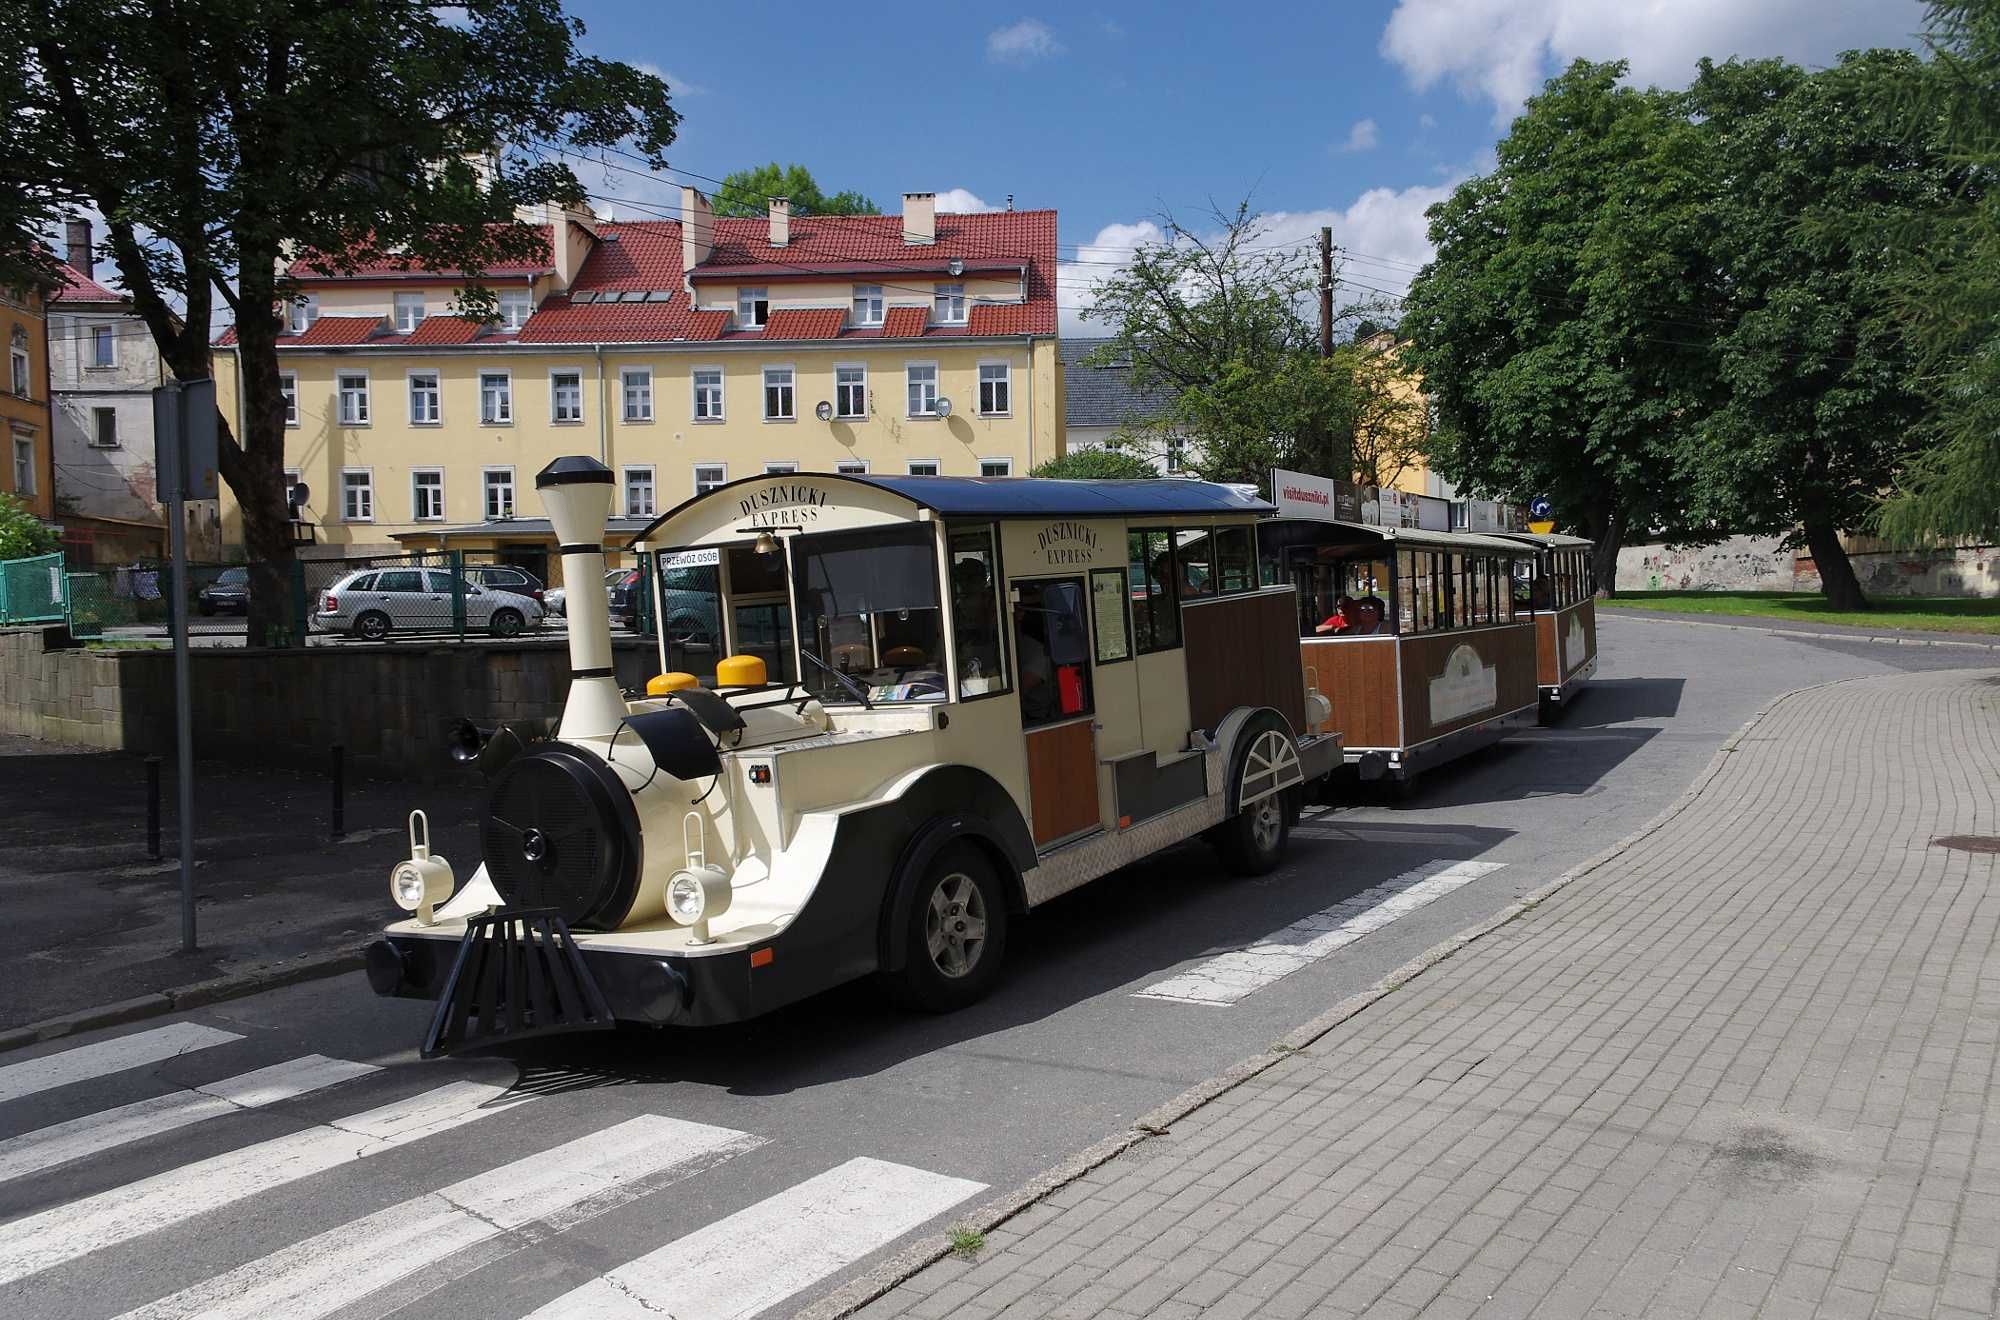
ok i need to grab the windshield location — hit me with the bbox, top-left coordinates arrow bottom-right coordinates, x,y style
792,524 -> 944,703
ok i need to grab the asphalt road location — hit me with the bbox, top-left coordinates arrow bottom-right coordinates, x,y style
2,616 -> 1993,1320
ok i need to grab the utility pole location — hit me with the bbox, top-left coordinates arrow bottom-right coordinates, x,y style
1319,226 -> 1334,359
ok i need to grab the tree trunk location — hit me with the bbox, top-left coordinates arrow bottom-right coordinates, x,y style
222,301 -> 299,648
1802,514 -> 1866,611
1580,504 -> 1624,597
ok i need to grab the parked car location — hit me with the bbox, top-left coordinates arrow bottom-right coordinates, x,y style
462,564 -> 546,609
605,567 -> 643,631
314,568 -> 543,640
196,566 -> 250,616
543,585 -> 566,616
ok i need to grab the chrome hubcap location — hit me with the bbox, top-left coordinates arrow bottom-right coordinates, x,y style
1251,799 -> 1283,852
925,873 -> 988,979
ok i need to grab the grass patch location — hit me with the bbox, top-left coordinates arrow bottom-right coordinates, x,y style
1600,591 -> 2000,636
949,1228 -> 986,1259
85,639 -> 169,650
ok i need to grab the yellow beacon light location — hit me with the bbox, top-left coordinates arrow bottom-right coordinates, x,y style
715,654 -> 768,688
648,672 -> 699,696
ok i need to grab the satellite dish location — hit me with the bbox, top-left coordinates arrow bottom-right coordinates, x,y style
288,482 -> 310,510
934,396 -> 953,418
815,400 -> 833,422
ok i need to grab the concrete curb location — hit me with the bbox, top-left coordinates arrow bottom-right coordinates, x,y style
1603,609 -> 2000,651
0,946 -> 368,1056
796,678 -> 1847,1320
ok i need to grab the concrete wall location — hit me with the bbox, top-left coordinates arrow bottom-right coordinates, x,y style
0,627 -> 661,781
1618,535 -> 2000,598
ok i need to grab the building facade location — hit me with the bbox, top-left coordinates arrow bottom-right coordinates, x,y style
214,191 -> 1063,566
1,275 -> 54,522
1061,337 -> 1183,473
48,219 -> 169,563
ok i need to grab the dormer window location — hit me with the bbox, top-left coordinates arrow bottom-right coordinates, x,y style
933,283 -> 966,325
287,294 -> 319,335
852,285 -> 884,326
498,290 -> 533,332
394,292 -> 426,333
737,287 -> 769,329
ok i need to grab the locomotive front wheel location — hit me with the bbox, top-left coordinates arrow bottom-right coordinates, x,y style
884,844 -> 1009,1013
1213,726 -> 1296,876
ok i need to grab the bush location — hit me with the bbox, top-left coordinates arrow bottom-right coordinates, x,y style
0,492 -> 57,559
1030,449 -> 1159,480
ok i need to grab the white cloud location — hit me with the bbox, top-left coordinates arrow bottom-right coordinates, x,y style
1058,220 -> 1165,336
935,188 -> 998,214
637,64 -> 705,97
1335,118 -> 1380,153
987,18 -> 1065,65
1418,112 -> 1438,130
1380,0 -> 1925,125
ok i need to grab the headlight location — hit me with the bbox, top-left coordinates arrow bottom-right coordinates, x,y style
393,864 -> 429,908
668,873 -> 706,923
665,863 -> 733,941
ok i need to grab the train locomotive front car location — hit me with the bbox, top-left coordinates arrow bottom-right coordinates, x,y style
367,459 -> 1342,1055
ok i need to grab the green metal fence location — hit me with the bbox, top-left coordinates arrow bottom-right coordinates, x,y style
62,572 -> 122,639
0,552 -> 66,625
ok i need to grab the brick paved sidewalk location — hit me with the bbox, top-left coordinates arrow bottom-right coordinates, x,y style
844,668 -> 2000,1320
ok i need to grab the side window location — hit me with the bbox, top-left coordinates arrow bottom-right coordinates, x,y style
1129,529 -> 1182,653
1176,529 -> 1215,599
1014,578 -> 1093,729
376,570 -> 424,593
1213,525 -> 1254,594
349,573 -> 378,592
949,527 -> 1009,698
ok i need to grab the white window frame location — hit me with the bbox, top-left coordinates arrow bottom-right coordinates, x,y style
906,362 -> 940,418
497,289 -> 532,332
410,467 -> 445,521
340,467 -> 374,522
834,458 -> 871,475
737,287 -> 769,329
89,323 -> 117,368
621,366 -> 654,422
834,364 -> 868,420
978,457 -> 1014,477
763,461 -> 798,475
624,464 -> 656,518
9,335 -> 28,397
905,459 -> 940,477
762,364 -> 795,422
933,283 -> 966,325
483,466 -> 517,519
693,462 -> 728,495
851,284 -> 884,326
978,361 -> 1012,417
279,371 -> 299,427
13,433 -> 36,495
393,292 -> 426,334
90,406 -> 119,448
479,370 -> 513,425
691,366 -> 724,421
407,369 -> 442,425
284,467 -> 303,512
550,368 -> 584,424
336,370 -> 371,426
288,294 -> 319,335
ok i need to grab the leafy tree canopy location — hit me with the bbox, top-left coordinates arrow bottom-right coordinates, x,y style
0,492 -> 58,559
711,163 -> 879,218
1030,449 -> 1160,480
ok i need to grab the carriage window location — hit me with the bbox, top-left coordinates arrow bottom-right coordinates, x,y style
722,544 -> 794,683
1015,578 -> 1093,729
655,548 -> 722,677
1129,529 -> 1182,654
1400,549 -> 1444,634
794,525 -> 943,703
1176,528 -> 1215,599
950,527 -> 1009,698
1213,525 -> 1255,594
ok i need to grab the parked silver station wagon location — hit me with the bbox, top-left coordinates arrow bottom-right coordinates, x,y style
315,567 -> 544,640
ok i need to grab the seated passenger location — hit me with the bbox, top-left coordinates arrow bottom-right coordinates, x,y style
1315,594 -> 1358,635
1354,593 -> 1387,634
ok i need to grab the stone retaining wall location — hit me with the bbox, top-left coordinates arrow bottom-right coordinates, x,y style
0,628 -> 661,780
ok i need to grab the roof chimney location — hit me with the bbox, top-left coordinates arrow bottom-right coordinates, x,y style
681,185 -> 713,285
768,196 -> 790,248
64,217 -> 92,274
902,192 -> 935,246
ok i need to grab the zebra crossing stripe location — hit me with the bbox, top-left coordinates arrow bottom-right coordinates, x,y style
527,1156 -> 987,1320
114,1115 -> 764,1320
0,1023 -> 242,1104
1135,860 -> 1509,1005
0,1055 -> 377,1187
0,1080 -> 527,1286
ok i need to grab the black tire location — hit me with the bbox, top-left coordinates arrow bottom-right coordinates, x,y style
1212,723 -> 1295,877
355,610 -> 392,641
883,843 -> 1009,1013
490,608 -> 525,638
197,599 -> 215,617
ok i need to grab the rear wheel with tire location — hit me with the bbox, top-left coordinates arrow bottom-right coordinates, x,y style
490,608 -> 525,638
355,610 -> 391,641
1212,723 -> 1298,876
883,844 -> 1009,1013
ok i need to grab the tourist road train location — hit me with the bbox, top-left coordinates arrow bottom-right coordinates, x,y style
366,457 -> 1592,1054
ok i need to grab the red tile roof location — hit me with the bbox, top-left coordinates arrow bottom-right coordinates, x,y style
968,303 -> 1046,336
571,225 -> 683,291
760,308 -> 844,340
49,265 -> 126,305
882,306 -> 929,338
682,309 -> 730,341
518,294 -> 692,344
404,315 -> 489,345
294,315 -> 388,345
291,226 -> 553,281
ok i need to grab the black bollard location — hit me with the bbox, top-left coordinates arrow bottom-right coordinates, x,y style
331,743 -> 345,838
145,754 -> 162,861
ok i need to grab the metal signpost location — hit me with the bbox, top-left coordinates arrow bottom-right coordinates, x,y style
152,378 -> 218,954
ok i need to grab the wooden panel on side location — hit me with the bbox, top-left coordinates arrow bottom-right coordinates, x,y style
1571,600 -> 1598,676
1397,623 -> 1540,745
1300,637 -> 1399,748
1534,613 -> 1561,686
1026,718 -> 1101,847
1182,589 -> 1307,736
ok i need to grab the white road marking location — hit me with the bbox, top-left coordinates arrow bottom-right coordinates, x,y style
0,1023 -> 242,1104
527,1156 -> 987,1320
115,1115 -> 764,1320
0,1080 -> 527,1286
1135,860 -> 1509,1005
0,1055 -> 377,1186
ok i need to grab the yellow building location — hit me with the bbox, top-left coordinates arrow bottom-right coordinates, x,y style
2,280 -> 54,521
1353,331 -> 1444,499
215,191 -> 1063,578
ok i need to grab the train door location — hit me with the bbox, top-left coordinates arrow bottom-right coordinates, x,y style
1013,576 -> 1100,847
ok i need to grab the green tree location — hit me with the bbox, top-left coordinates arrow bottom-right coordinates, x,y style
712,163 -> 879,218
6,0 -> 677,643
1872,1 -> 2000,546
0,491 -> 57,559
1401,61 -> 1714,594
1030,449 -> 1160,480
1676,52 -> 1960,610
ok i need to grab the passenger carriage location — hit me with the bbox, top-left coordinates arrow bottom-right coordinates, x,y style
1494,531 -> 1598,717
367,458 -> 1341,1054
1258,514 -> 1541,785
